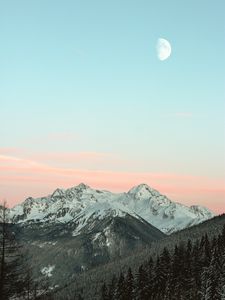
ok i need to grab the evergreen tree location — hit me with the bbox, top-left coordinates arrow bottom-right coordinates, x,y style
222,224 -> 225,246
115,273 -> 125,300
191,240 -> 202,300
145,257 -> 154,299
183,239 -> 195,299
124,267 -> 134,300
169,245 -> 181,300
153,248 -> 170,299
203,234 -> 211,267
108,275 -> 117,300
217,248 -> 225,299
203,247 -> 221,300
135,264 -> 148,300
102,222 -> 225,300
76,293 -> 84,300
0,202 -> 25,299
0,202 -> 49,300
101,282 -> 109,300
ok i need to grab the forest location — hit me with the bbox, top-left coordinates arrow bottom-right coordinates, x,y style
0,203 -> 51,300
100,225 -> 225,299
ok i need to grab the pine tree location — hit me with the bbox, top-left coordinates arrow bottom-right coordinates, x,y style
115,272 -> 125,300
101,282 -> 109,300
203,234 -> 211,267
102,223 -> 225,300
145,257 -> 154,299
124,267 -> 134,300
108,275 -> 117,300
182,240 -> 193,299
203,247 -> 221,300
76,293 -> 84,300
0,202 -> 25,299
153,248 -> 170,299
222,224 -> 225,246
191,240 -> 202,300
0,202 -> 48,300
151,256 -> 160,299
217,248 -> 225,299
135,264 -> 148,300
169,244 -> 186,300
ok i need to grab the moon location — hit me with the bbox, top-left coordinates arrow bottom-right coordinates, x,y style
157,38 -> 172,61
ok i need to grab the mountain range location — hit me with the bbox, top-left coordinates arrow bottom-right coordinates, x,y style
5,183 -> 215,292
9,183 -> 214,234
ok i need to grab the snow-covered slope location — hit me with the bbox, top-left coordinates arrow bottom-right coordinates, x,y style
9,183 -> 214,234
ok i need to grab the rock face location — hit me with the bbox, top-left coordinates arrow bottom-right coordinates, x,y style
9,183 -> 214,234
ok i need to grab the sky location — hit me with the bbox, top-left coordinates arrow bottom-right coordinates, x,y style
0,0 -> 225,213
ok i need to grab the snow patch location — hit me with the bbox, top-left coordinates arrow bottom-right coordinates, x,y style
41,265 -> 55,277
93,232 -> 101,242
104,226 -> 113,247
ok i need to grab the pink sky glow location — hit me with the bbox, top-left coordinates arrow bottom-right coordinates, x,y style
0,150 -> 224,214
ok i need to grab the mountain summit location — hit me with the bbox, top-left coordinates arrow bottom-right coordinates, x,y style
9,183 -> 214,234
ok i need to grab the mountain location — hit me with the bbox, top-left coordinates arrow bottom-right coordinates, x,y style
12,212 -> 165,288
4,183 -> 215,295
9,183 -> 214,234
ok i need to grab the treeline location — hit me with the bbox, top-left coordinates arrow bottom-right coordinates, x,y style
101,224 -> 225,300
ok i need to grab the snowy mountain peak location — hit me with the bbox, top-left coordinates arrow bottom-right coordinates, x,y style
128,183 -> 163,197
75,183 -> 90,190
128,184 -> 170,204
52,188 -> 65,197
9,183 -> 215,234
128,183 -> 155,194
52,184 -> 90,197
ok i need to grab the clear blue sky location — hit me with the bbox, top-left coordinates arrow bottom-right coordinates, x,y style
0,0 -> 225,211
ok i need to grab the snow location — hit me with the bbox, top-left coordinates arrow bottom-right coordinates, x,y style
41,265 -> 55,277
8,183 -> 214,234
93,232 -> 101,242
104,226 -> 112,247
32,241 -> 57,248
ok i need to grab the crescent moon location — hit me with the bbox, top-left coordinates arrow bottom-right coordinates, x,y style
157,38 -> 172,61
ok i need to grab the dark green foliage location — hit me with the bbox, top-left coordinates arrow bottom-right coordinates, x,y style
115,273 -> 126,300
135,264 -> 148,299
0,203 -> 50,300
145,257 -> 154,299
101,223 -> 225,300
153,247 -> 171,299
0,203 -> 25,299
124,268 -> 134,300
108,274 -> 117,300
201,247 -> 222,300
101,283 -> 108,300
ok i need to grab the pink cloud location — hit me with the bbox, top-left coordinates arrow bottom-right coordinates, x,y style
29,151 -> 118,164
0,149 -> 128,177
0,152 -> 224,214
